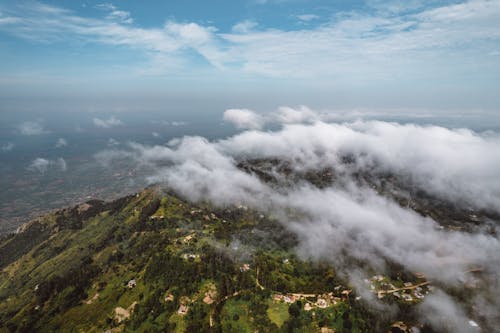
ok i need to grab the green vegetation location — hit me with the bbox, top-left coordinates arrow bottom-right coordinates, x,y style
267,300 -> 289,328
221,299 -> 255,333
0,188 -> 409,332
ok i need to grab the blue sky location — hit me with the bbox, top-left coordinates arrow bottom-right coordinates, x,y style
0,0 -> 500,113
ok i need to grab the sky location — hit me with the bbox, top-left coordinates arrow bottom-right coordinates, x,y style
0,0 -> 500,114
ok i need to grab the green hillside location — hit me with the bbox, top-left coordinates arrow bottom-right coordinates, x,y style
0,188 -> 428,332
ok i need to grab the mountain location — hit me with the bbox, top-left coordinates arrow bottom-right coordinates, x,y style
0,159 -> 497,332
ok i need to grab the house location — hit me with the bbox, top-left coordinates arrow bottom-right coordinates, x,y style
273,294 -> 284,301
203,293 -> 214,304
127,279 -> 137,289
404,282 -> 413,287
304,303 -> 312,311
341,289 -> 352,299
182,253 -> 199,260
240,264 -> 251,272
316,298 -> 327,308
284,295 -> 296,303
414,292 -> 424,299
402,293 -> 413,302
178,305 -> 189,315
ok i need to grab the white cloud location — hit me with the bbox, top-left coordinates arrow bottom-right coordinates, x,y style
152,131 -> 160,138
1,1 -> 499,80
18,121 -> 49,135
296,14 -> 319,22
223,108 -> 265,129
96,3 -> 133,24
232,20 -> 258,33
1,142 -> 14,152
417,291 -> 474,333
55,138 -> 68,148
107,138 -> 120,146
272,105 -> 320,124
93,116 -> 123,128
28,157 -> 66,173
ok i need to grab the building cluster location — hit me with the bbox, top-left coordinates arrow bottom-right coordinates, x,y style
365,275 -> 431,303
272,288 -> 352,311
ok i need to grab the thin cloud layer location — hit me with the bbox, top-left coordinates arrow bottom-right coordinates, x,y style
0,1 -> 499,79
97,106 -> 500,329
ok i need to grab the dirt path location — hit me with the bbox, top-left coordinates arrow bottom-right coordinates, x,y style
378,281 -> 430,296
256,267 -> 265,290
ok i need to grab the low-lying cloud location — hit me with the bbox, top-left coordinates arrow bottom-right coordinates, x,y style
18,121 -> 49,135
223,108 -> 265,129
98,106 -> 500,330
1,142 -> 14,152
93,116 -> 123,128
55,138 -> 68,148
28,157 -> 67,173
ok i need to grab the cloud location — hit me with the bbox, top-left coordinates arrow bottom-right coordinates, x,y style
296,14 -> 319,22
152,132 -> 160,138
1,142 -> 14,152
417,290 -> 476,333
18,121 -> 49,135
222,105 -> 366,128
223,108 -> 265,129
98,107 -> 500,329
272,105 -> 320,124
96,3 -> 133,24
93,116 -> 123,128
171,121 -> 187,126
1,1 -> 499,80
107,138 -> 120,146
55,138 -> 68,148
232,20 -> 258,33
28,157 -> 67,173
